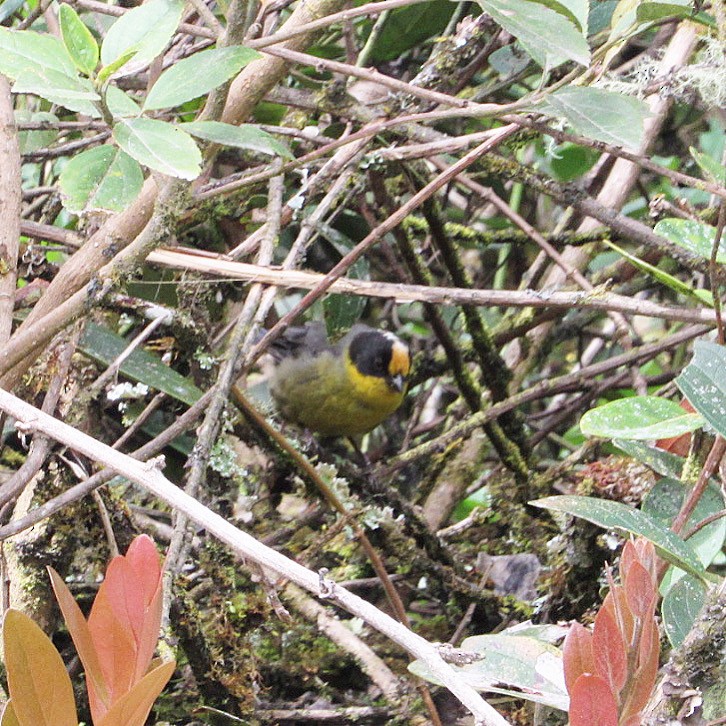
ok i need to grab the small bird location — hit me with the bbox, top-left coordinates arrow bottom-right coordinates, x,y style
269,322 -> 410,437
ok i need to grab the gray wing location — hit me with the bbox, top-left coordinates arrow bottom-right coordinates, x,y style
268,321 -> 331,361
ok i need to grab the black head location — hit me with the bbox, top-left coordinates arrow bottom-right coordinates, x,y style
347,330 -> 410,390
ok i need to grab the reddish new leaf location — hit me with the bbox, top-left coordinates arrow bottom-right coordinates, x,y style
2,609 -> 78,726
631,538 -> 657,584
624,560 -> 656,620
620,540 -> 638,582
622,617 -> 661,720
603,587 -> 634,646
568,673 -> 618,726
562,622 -> 595,694
656,399 -> 695,455
97,660 -> 175,726
48,567 -> 110,708
87,535 -> 163,722
88,580 -> 138,723
125,535 -> 162,604
94,535 -> 162,685
593,606 -> 628,696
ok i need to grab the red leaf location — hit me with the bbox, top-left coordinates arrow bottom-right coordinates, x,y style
568,673 -> 618,726
622,617 -> 661,719
632,538 -> 657,584
2,610 -> 78,726
624,561 -> 656,620
88,581 -> 138,723
603,587 -> 634,646
593,606 -> 628,696
87,535 -> 164,720
96,660 -> 175,726
48,567 -> 110,709
563,622 -> 595,694
620,540 -> 638,581
125,534 -> 162,604
656,399 -> 695,455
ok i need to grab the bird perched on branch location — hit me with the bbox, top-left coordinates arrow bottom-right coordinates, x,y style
269,322 -> 410,437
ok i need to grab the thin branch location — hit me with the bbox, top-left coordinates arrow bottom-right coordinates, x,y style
0,386 -> 511,726
0,76 -> 21,348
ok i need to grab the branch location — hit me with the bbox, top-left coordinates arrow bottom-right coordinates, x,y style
0,386 -> 510,726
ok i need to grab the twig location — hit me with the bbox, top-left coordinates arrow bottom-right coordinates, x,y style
0,386 -> 511,726
0,76 -> 21,348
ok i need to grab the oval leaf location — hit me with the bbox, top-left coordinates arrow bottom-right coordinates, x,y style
3,609 -> 78,726
661,575 -> 707,647
113,118 -> 201,180
410,633 -> 569,711
580,396 -> 703,440
643,477 -> 726,591
12,66 -> 100,115
59,145 -> 144,214
100,0 -> 184,72
533,87 -> 650,150
181,121 -> 292,158
144,46 -> 260,110
0,27 -> 76,79
59,4 -> 99,76
654,218 -> 725,262
530,495 -> 705,579
676,340 -> 726,439
475,0 -> 590,68
569,673 -> 618,726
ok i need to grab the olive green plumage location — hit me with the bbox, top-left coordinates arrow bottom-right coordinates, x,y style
269,323 -> 410,437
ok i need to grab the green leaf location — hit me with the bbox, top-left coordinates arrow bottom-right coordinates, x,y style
636,0 -> 693,22
59,4 -> 99,76
535,0 -> 588,33
143,46 -> 260,110
105,85 -> 141,117
12,67 -> 100,116
16,110 -> 58,154
533,87 -> 650,150
79,323 -> 204,406
661,575 -> 707,647
604,240 -> 712,305
689,146 -> 726,185
59,146 -> 144,214
100,0 -> 184,70
654,218 -> 725,262
368,0 -> 457,63
97,47 -> 139,84
113,118 -> 202,180
531,495 -> 706,580
475,0 -> 590,68
580,396 -> 703,440
181,120 -> 292,158
612,439 -> 686,479
0,0 -> 25,24
643,477 -> 725,591
409,632 -> 569,711
0,28 -> 77,79
676,340 -> 726,438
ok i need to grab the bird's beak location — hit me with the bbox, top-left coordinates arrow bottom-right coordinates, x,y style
389,374 -> 405,393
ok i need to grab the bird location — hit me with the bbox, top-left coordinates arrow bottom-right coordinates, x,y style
268,322 -> 410,437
